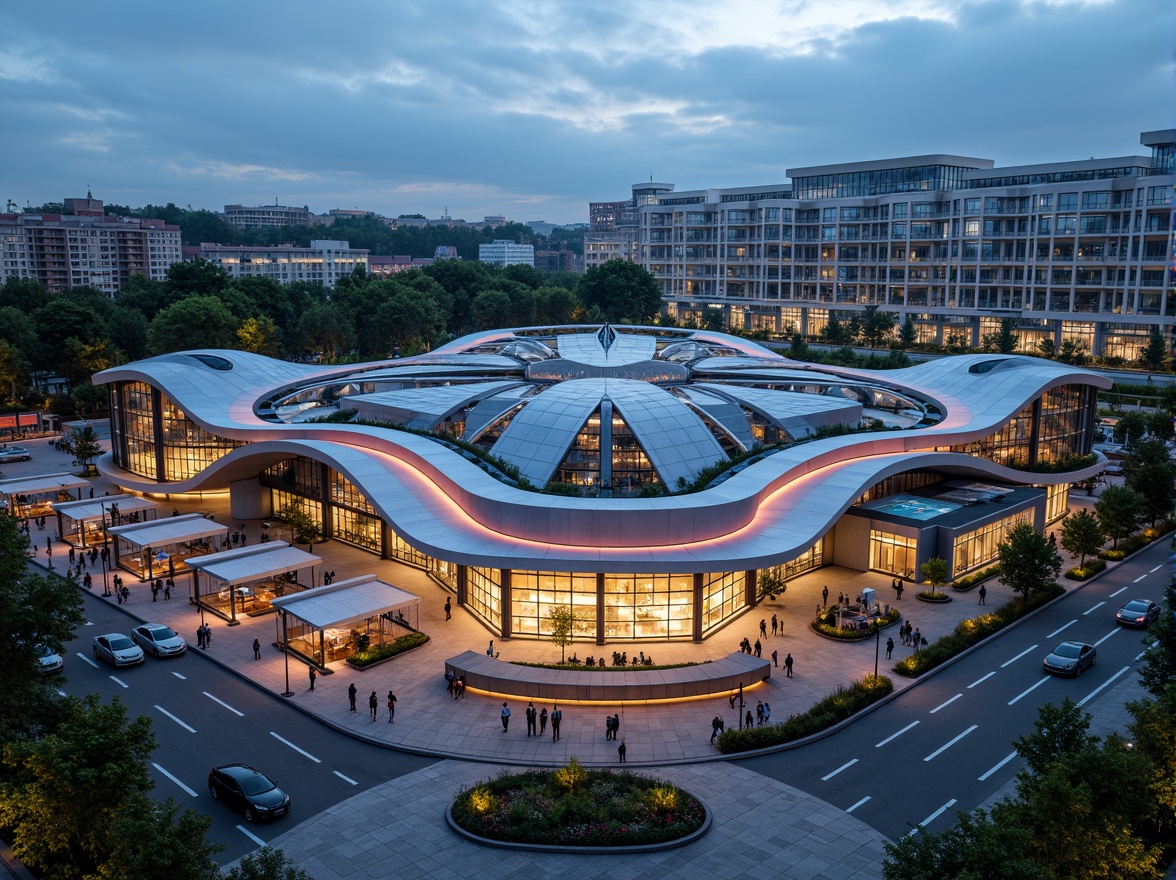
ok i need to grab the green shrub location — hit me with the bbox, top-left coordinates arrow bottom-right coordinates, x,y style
345,631 -> 428,668
811,608 -> 900,640
716,676 -> 892,754
893,585 -> 1064,677
917,591 -> 953,602
1065,558 -> 1108,581
952,565 -> 1001,591
1098,548 -> 1128,561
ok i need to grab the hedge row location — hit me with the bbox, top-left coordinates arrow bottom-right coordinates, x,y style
345,632 -> 429,668
893,585 -> 1064,677
952,565 -> 1001,592
716,676 -> 892,754
1065,558 -> 1108,581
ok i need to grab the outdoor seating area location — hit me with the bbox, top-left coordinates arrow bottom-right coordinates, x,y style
0,473 -> 89,519
107,513 -> 229,582
52,494 -> 159,549
187,542 -> 322,624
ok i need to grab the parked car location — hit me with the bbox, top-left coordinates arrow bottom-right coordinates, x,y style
35,644 -> 64,674
1043,640 -> 1096,677
92,633 -> 145,667
0,446 -> 31,463
131,623 -> 187,658
208,764 -> 291,822
1116,598 -> 1161,628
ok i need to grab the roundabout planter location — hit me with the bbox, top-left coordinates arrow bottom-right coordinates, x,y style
916,592 -> 953,603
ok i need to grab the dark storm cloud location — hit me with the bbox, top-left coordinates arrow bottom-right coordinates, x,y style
0,0 -> 1169,223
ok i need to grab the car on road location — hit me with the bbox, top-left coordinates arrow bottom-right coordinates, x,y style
208,764 -> 291,822
92,633 -> 145,667
1115,598 -> 1161,628
131,623 -> 187,658
35,644 -> 64,674
0,445 -> 31,463
1043,640 -> 1096,676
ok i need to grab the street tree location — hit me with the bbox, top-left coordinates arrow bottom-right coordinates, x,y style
860,305 -> 896,348
1145,409 -> 1174,443
224,847 -> 315,880
1138,325 -> 1169,372
1135,577 -> 1176,699
995,522 -> 1061,603
147,296 -> 240,355
533,285 -> 580,325
822,313 -> 846,345
1125,460 -> 1176,527
68,425 -> 103,471
165,257 -> 231,299
573,260 -> 661,324
277,501 -> 322,547
1113,410 -> 1148,448
1094,484 -> 1144,548
1036,337 -> 1057,359
1059,509 -> 1103,567
107,305 -> 151,361
97,796 -> 222,880
919,557 -> 949,598
546,604 -> 586,663
982,318 -> 1019,353
0,338 -> 29,402
470,290 -> 514,330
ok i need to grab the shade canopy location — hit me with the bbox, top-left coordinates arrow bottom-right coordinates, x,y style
53,494 -> 159,523
107,513 -> 228,549
186,541 -> 321,585
0,473 -> 89,498
270,575 -> 419,629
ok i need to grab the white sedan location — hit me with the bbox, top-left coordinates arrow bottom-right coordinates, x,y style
131,623 -> 187,658
92,633 -> 145,667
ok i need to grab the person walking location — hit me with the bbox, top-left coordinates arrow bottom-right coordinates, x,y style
386,691 -> 397,723
978,584 -> 987,605
444,596 -> 452,620
771,648 -> 778,668
308,666 -> 316,691
759,618 -> 767,639
617,739 -> 627,763
771,613 -> 778,636
753,638 -> 762,658
163,579 -> 172,600
539,706 -> 548,736
756,701 -> 764,726
252,638 -> 261,660
710,714 -> 724,743
885,637 -> 894,660
526,702 -> 537,737
368,691 -> 378,721
763,701 -> 771,725
551,704 -> 562,741
895,579 -> 904,601
501,702 -> 511,732
196,625 -> 204,649
784,653 -> 794,678
348,682 -> 357,712
744,709 -> 754,729
913,628 -> 922,651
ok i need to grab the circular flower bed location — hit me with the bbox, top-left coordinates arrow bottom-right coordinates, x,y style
449,759 -> 708,850
916,591 -> 953,603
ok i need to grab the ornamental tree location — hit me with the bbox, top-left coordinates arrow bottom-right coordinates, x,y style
1059,509 -> 1103,567
995,522 -> 1061,603
1094,484 -> 1144,548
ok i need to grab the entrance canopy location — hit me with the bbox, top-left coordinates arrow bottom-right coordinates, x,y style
107,513 -> 227,549
53,494 -> 159,524
186,542 -> 322,585
271,575 -> 420,629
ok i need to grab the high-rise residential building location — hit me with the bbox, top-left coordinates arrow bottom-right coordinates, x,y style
0,195 -> 182,294
636,130 -> 1174,361
585,183 -> 675,270
198,240 -> 368,288
479,240 -> 534,267
222,203 -> 315,229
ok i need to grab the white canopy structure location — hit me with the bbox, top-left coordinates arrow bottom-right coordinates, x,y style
52,494 -> 159,547
0,473 -> 88,517
107,514 -> 229,581
186,542 -> 322,624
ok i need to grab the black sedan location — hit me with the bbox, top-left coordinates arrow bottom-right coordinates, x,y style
1043,640 -> 1096,677
208,764 -> 291,822
1115,599 -> 1161,628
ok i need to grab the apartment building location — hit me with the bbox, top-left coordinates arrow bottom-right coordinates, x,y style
478,239 -> 534,267
0,196 -> 182,294
222,203 -> 315,229
585,183 -> 674,270
638,130 -> 1175,361
198,240 -> 368,288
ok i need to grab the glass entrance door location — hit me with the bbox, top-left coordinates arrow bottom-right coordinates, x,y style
869,530 -> 917,578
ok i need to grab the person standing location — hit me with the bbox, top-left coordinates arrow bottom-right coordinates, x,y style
308,666 -> 316,691
756,701 -> 764,726
978,584 -> 987,605
759,618 -> 767,639
885,637 -> 894,660
526,702 -> 537,736
763,702 -> 771,725
896,579 -> 904,601
444,596 -> 452,620
387,691 -> 397,723
348,682 -> 357,712
551,704 -> 562,741
539,706 -> 548,736
784,653 -> 794,678
164,578 -> 172,600
501,702 -> 511,732
710,714 -> 724,743
771,648 -> 778,668
753,638 -> 762,658
822,585 -> 829,607
744,709 -> 754,729
196,625 -> 204,649
252,638 -> 261,660
771,613 -> 778,636
617,739 -> 626,763
368,691 -> 378,721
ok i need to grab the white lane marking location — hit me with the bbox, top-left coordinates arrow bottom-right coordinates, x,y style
110,676 -> 129,688
269,731 -> 321,763
1136,641 -> 1157,662
1083,601 -> 1105,616
155,705 -> 196,733
978,750 -> 1018,781
1149,564 -> 1163,573
152,762 -> 198,797
1093,628 -> 1120,647
924,725 -> 978,762
203,691 -> 244,717
76,652 -> 99,668
333,770 -> 358,786
1047,620 -> 1077,638
172,672 -> 187,680
1001,645 -> 1038,668
83,620 -> 95,626
1008,676 -> 1050,706
875,720 -> 920,748
1078,666 -> 1132,707
54,687 -> 67,697
236,825 -> 266,846
1133,575 -> 1147,583
846,795 -> 871,813
822,759 -> 859,781
907,798 -> 958,834
930,694 -> 963,714
1110,586 -> 1129,597
967,671 -> 996,689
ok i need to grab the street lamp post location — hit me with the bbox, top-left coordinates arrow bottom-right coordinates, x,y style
872,619 -> 882,680
280,611 -> 293,698
99,503 -> 111,596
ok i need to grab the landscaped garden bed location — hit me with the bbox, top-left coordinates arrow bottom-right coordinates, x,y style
345,632 -> 428,669
449,759 -> 708,850
811,607 -> 900,641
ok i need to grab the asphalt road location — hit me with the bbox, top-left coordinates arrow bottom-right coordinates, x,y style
54,588 -> 436,865
738,539 -> 1165,841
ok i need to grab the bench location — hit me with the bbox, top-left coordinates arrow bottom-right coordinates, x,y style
444,650 -> 771,703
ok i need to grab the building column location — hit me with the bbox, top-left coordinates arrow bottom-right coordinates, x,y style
499,569 -> 511,639
456,565 -> 467,606
692,573 -> 704,643
745,569 -> 758,608
596,573 -> 606,646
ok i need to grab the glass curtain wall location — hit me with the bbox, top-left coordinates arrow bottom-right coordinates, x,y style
869,530 -> 917,578
952,511 -> 1031,576
701,571 -> 745,634
466,566 -> 503,630
112,381 -> 158,478
603,573 -> 693,639
757,539 -> 825,597
159,396 -> 244,480
511,572 -> 598,640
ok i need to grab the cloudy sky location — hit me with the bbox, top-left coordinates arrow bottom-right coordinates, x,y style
1,0 -> 1170,225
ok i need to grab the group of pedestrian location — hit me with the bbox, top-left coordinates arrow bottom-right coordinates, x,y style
900,621 -> 923,650
755,700 -> 772,726
231,529 -> 248,547
195,623 -> 213,649
505,702 -> 561,740
148,578 -> 173,601
604,713 -> 620,740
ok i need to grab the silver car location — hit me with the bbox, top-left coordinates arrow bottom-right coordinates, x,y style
1042,640 -> 1096,677
35,644 -> 64,674
0,446 -> 31,463
92,633 -> 145,667
131,623 -> 187,658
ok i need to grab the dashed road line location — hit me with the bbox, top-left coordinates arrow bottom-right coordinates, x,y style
152,762 -> 198,797
110,676 -> 129,688
1083,601 -> 1105,616
236,825 -> 266,846
967,671 -> 996,689
172,671 -> 187,679
1047,620 -> 1077,638
1008,676 -> 1050,706
1078,666 -> 1132,707
333,770 -> 358,785
875,720 -> 920,748
270,731 -> 321,763
924,725 -> 978,762
1001,645 -> 1038,667
203,691 -> 244,716
1149,564 -> 1164,573
846,795 -> 871,813
908,799 -> 958,835
978,751 -> 1018,781
822,759 -> 859,781
155,705 -> 196,733
1092,628 -> 1120,647
76,652 -> 98,668
930,694 -> 962,714
1133,575 -> 1147,583
1110,586 -> 1129,597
